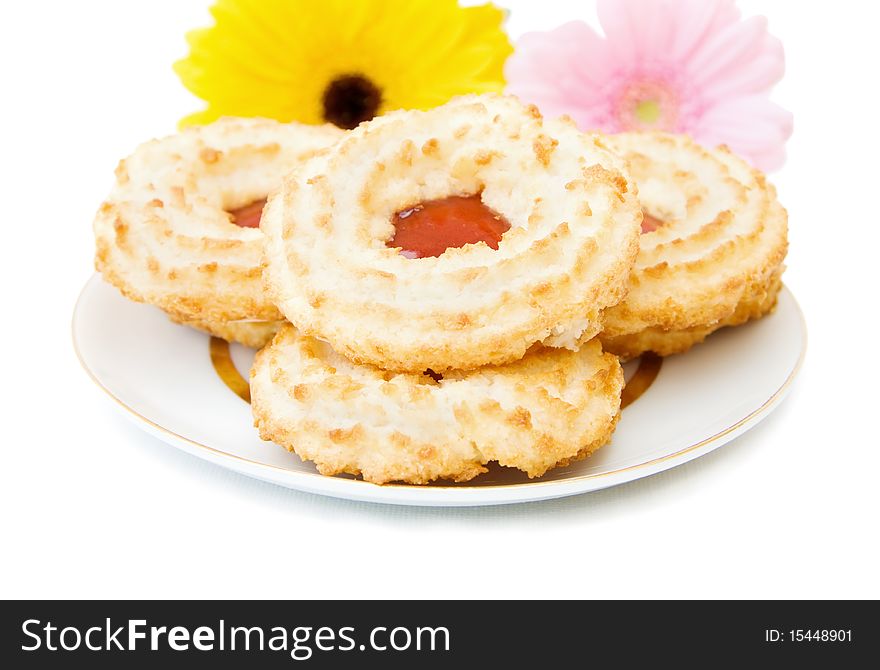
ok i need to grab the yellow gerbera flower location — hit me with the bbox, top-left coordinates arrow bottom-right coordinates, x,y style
174,0 -> 513,128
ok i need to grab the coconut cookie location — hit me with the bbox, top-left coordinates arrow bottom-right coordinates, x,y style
94,117 -> 343,347
599,132 -> 788,360
167,315 -> 285,350
251,326 -> 623,485
262,94 -> 641,372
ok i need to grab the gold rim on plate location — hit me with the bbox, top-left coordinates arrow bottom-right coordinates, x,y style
71,278 -> 807,493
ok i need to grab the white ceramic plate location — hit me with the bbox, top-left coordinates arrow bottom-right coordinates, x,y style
73,275 -> 806,506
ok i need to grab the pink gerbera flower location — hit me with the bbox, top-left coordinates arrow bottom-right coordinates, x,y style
505,0 -> 792,170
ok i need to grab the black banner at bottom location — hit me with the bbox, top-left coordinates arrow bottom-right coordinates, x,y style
1,600 -> 873,667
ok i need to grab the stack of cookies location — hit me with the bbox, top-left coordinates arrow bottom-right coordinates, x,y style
94,94 -> 787,485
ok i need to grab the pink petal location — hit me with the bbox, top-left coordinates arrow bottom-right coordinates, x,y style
506,0 -> 792,166
666,0 -> 742,62
693,96 -> 793,171
595,0 -> 741,63
699,33 -> 785,101
744,145 -> 788,173
506,21 -> 615,120
596,0 -> 668,62
687,16 -> 784,98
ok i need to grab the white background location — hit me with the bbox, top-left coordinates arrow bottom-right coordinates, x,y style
1,1 -> 878,599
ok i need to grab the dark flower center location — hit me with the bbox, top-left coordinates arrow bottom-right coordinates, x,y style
322,75 -> 382,129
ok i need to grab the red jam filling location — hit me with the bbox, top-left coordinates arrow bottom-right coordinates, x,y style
228,198 -> 268,228
641,211 -> 664,234
388,195 -> 511,259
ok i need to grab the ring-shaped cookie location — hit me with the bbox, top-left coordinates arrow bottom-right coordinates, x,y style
168,315 -> 286,350
251,326 -> 623,485
94,117 -> 343,346
599,132 -> 788,360
262,94 -> 641,372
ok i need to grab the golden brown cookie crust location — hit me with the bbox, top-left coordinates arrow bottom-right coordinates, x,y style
169,315 -> 284,349
601,267 -> 783,359
94,117 -> 343,344
262,94 -> 641,372
599,132 -> 788,359
251,326 -> 623,485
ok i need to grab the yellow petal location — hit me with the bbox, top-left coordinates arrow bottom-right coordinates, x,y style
174,0 -> 513,126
